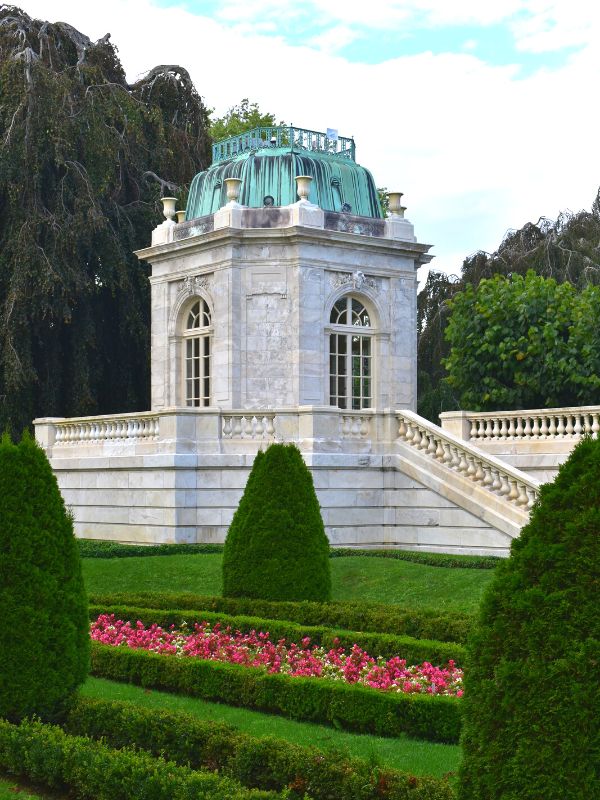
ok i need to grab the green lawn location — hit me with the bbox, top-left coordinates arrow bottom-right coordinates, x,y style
0,774 -> 64,799
82,553 -> 494,614
82,676 -> 461,779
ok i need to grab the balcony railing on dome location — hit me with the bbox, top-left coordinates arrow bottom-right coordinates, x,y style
211,126 -> 356,164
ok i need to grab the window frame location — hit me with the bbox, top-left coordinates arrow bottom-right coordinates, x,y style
182,297 -> 212,407
328,295 -> 375,410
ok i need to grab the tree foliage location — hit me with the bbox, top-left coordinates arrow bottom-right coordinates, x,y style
222,444 -> 331,602
209,97 -> 281,142
444,271 -> 600,411
0,6 -> 211,431
418,192 -> 600,420
458,436 -> 600,799
0,432 -> 89,722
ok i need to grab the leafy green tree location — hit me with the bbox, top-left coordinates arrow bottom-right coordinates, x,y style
0,7 -> 211,432
0,432 -> 89,722
222,444 -> 331,602
458,436 -> 600,799
417,191 -> 600,419
444,271 -> 600,411
209,98 -> 281,141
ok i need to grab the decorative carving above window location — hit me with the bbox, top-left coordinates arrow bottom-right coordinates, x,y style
181,274 -> 211,296
330,270 -> 377,292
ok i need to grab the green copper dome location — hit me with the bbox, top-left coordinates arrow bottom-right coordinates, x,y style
186,126 -> 383,220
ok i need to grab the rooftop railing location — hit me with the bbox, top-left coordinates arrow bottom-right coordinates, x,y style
212,126 -> 356,164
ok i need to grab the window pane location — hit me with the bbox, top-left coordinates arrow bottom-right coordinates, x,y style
330,298 -> 347,325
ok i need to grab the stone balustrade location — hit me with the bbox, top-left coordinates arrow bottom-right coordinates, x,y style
440,406 -> 600,443
397,409 -> 539,510
340,413 -> 371,439
54,413 -> 160,444
221,413 -> 276,440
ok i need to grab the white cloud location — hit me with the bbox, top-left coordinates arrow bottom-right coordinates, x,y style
309,24 -> 358,54
18,0 -> 600,276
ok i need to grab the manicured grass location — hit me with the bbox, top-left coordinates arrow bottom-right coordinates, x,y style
0,774 -> 64,799
81,676 -> 461,779
82,553 -> 494,614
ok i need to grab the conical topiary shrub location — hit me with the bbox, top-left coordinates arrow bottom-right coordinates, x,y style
222,443 -> 331,601
458,437 -> 600,800
0,432 -> 90,722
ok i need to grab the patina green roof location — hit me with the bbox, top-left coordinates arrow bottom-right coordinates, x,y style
186,126 -> 383,220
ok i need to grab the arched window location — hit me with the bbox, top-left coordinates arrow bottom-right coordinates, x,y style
329,296 -> 373,409
183,298 -> 211,407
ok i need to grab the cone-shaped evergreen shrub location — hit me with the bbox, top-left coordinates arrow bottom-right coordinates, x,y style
0,433 -> 90,722
222,444 -> 331,601
458,437 -> 600,800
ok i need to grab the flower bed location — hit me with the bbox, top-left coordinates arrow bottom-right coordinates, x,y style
91,615 -> 463,697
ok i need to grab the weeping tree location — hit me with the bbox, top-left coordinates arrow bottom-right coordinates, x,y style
418,191 -> 600,422
0,6 -> 211,432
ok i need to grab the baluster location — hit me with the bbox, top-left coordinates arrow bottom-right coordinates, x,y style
485,419 -> 494,439
470,419 -> 478,439
491,469 -> 502,492
499,418 -> 508,440
548,415 -> 556,438
411,426 -> 422,447
515,417 -> 524,439
583,414 -> 592,434
152,418 -> 160,438
556,415 -> 565,438
539,416 -> 549,439
573,414 -> 582,437
233,417 -> 243,438
492,418 -> 501,439
498,473 -> 511,496
419,429 -> 430,450
435,439 -> 445,461
450,446 -> 461,469
265,415 -> 275,437
523,417 -> 532,438
565,415 -> 574,437
507,480 -> 519,503
516,482 -> 529,506
526,487 -> 537,509
465,456 -> 476,479
427,435 -> 437,456
351,417 -> 362,438
592,414 -> 600,437
397,418 -> 407,439
531,417 -> 540,439
457,450 -> 469,473
474,460 -> 485,483
255,416 -> 265,438
341,416 -> 352,437
360,417 -> 369,438
482,465 -> 493,487
507,417 -> 516,440
442,442 -> 452,463
222,416 -> 232,438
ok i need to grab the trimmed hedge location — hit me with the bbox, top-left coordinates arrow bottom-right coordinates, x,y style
79,539 -> 498,569
90,603 -> 466,665
78,540 -> 224,558
90,642 -> 462,743
223,444 -> 331,602
89,591 -> 473,644
458,437 -> 600,800
329,549 -> 500,570
65,695 -> 455,800
0,717 -> 279,800
0,433 -> 89,723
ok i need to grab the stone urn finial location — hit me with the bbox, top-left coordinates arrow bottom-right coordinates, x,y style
176,210 -> 186,224
387,192 -> 405,217
295,175 -> 313,202
161,196 -> 177,222
224,177 -> 242,204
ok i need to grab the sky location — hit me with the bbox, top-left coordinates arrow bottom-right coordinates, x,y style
21,0 -> 600,278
